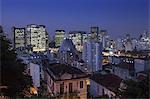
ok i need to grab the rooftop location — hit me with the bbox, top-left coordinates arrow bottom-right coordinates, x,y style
116,62 -> 134,71
90,73 -> 122,92
47,63 -> 88,81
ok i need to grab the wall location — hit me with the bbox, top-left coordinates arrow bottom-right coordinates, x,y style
30,62 -> 40,88
90,80 -> 116,98
134,59 -> 145,73
47,74 -> 88,99
112,67 -> 129,80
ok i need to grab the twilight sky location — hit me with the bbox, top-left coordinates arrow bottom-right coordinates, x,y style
1,0 -> 149,39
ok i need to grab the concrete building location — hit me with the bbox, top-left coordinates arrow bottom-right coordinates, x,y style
26,24 -> 48,52
124,40 -> 133,52
90,27 -> 99,41
58,38 -> 78,64
13,27 -> 26,49
82,40 -> 103,72
44,63 -> 89,99
69,31 -> 87,52
112,62 -> 135,80
55,30 -> 65,47
100,30 -> 107,49
30,62 -> 40,88
90,73 -> 122,98
116,38 -> 124,51
91,27 -> 99,35
134,58 -> 150,73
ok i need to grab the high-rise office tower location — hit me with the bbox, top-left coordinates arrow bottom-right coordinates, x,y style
26,24 -> 48,52
116,38 -> 124,50
13,27 -> 26,49
90,27 -> 99,40
82,40 -> 102,72
100,30 -> 107,49
69,31 -> 87,52
55,30 -> 65,47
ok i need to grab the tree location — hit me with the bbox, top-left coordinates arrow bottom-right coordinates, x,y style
1,36 -> 33,98
119,74 -> 149,98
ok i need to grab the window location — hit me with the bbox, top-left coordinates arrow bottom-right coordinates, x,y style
69,83 -> 73,93
60,82 -> 64,94
80,81 -> 83,89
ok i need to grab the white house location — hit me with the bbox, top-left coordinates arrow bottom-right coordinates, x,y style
44,63 -> 89,99
90,72 -> 122,98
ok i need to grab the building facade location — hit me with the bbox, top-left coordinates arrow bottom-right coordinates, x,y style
26,24 -> 48,52
58,38 -> 78,64
55,30 -> 65,47
69,31 -> 87,52
44,64 -> 89,99
82,40 -> 103,72
13,27 -> 26,49
90,73 -> 122,98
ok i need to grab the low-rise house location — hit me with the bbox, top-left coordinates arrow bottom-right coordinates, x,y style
44,63 -> 89,99
112,62 -> 135,80
103,62 -> 135,80
90,72 -> 122,98
134,58 -> 150,73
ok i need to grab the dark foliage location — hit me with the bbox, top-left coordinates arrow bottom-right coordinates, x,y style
119,73 -> 149,98
1,36 -> 32,97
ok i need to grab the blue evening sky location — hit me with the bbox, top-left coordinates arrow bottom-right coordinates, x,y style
1,0 -> 149,39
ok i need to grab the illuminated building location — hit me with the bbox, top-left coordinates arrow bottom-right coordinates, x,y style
58,38 -> 78,64
69,31 -> 87,52
0,25 -> 7,38
90,26 -> 99,40
124,40 -> 133,52
26,24 -> 48,52
137,31 -> 150,50
13,27 -> 26,49
44,63 -> 89,99
100,30 -> 107,49
116,38 -> 124,51
82,40 -> 103,72
55,30 -> 65,47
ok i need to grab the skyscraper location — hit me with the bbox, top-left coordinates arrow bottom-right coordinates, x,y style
100,30 -> 107,49
82,40 -> 102,72
69,31 -> 87,52
13,27 -> 26,49
90,27 -> 99,40
26,24 -> 48,52
55,30 -> 65,47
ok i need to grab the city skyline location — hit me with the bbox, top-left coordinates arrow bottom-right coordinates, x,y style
1,1 -> 150,97
1,0 -> 149,39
